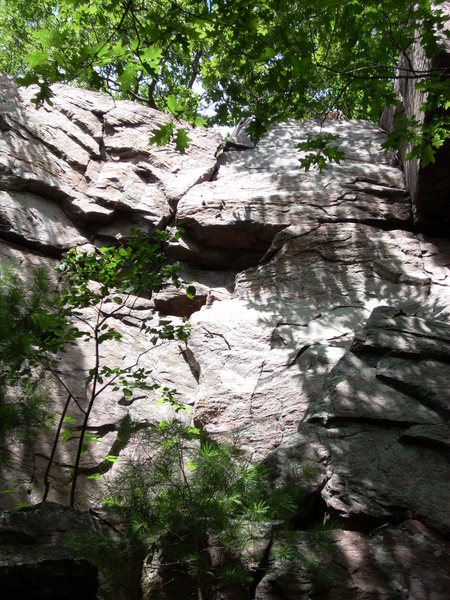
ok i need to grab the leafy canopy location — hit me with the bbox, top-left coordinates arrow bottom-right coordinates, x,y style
0,0 -> 448,160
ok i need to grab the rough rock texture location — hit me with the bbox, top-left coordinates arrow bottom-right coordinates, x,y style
255,522 -> 450,600
0,76 -> 220,249
0,502 -> 124,600
0,78 -> 449,598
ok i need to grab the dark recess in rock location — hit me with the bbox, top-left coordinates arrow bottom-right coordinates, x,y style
0,560 -> 98,600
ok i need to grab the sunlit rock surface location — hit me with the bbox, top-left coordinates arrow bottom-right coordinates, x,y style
0,78 -> 449,598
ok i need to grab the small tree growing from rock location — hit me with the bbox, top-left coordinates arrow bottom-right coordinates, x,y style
70,421 -> 330,600
0,262 -> 61,468
0,230 -> 192,507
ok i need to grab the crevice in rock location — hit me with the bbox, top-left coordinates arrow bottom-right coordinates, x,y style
179,345 -> 201,383
316,215 -> 414,233
291,491 -> 328,531
97,104 -> 116,161
350,344 -> 450,365
250,531 -> 273,599
133,164 -> 160,185
0,230 -> 66,259
0,113 -> 11,131
327,510 -> 409,535
376,371 -> 450,421
287,345 -> 311,367
208,160 -> 221,181
399,430 -> 450,455
167,232 -> 266,270
307,414 -> 432,429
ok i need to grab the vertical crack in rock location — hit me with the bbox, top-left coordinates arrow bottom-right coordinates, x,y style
179,345 -> 201,383
250,531 -> 273,599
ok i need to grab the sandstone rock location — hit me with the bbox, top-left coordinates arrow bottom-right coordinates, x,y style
0,76 -> 220,245
152,265 -> 235,317
86,162 -> 171,225
255,522 -> 450,600
167,232 -> 263,269
353,306 -> 450,358
103,100 -> 220,204
177,120 -> 409,254
1,77 -> 449,599
187,219 -> 433,460
299,308 -> 450,535
0,190 -> 88,253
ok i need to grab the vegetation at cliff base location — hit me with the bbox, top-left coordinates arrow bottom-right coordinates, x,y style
68,420 -> 331,599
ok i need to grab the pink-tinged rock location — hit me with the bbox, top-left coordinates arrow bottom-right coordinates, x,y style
188,220 -> 434,461
0,190 -> 88,252
176,120 -> 410,252
103,100 -> 221,203
302,308 -> 450,535
87,161 -> 171,226
0,77 -> 220,244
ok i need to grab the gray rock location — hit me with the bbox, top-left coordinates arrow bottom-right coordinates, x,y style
1,76 -> 450,599
301,309 -> 450,535
177,120 -> 409,252
0,76 -> 220,243
0,502 -> 132,600
381,3 -> 450,233
255,522 -> 450,599
0,190 -> 88,253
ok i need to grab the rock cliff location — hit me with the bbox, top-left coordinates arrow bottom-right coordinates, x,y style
0,76 -> 449,598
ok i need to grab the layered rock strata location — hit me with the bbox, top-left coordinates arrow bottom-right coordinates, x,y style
0,78 -> 449,598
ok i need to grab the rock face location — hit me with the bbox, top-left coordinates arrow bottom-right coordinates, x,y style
0,77 -> 449,599
381,1 -> 450,233
0,503 -> 109,600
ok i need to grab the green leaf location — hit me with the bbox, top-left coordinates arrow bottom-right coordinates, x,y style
61,429 -> 72,443
104,454 -> 118,463
174,128 -> 192,154
149,122 -> 175,147
421,144 -> 436,167
186,285 -> 196,300
25,50 -> 49,68
166,95 -> 185,117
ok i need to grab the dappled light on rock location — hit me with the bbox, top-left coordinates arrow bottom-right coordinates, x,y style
0,76 -> 449,599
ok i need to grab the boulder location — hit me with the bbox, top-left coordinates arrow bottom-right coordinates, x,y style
0,502 -> 119,600
177,120 -> 410,253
